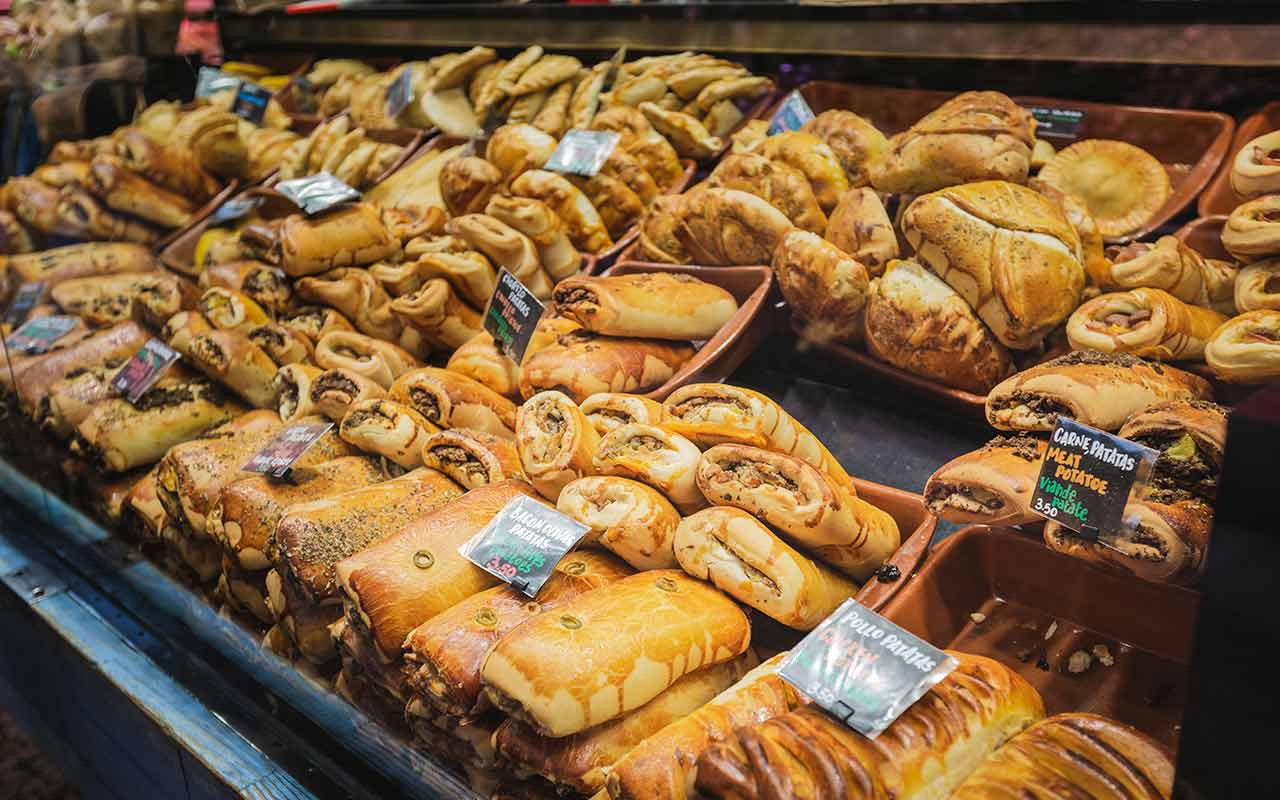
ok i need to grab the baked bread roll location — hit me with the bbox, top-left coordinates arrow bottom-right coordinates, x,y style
676,506 -> 858,629
126,468 -> 167,543
869,91 -> 1035,194
519,329 -> 694,403
1037,139 -> 1171,239
314,330 -> 419,389
902,180 -> 1085,349
264,204 -> 399,277
336,480 -> 536,660
569,172 -> 646,240
339,398 -> 438,468
186,329 -> 280,409
408,251 -> 498,310
114,127 -> 221,201
580,392 -> 665,435
420,428 -> 524,490
295,267 -> 405,348
1205,309 -> 1280,383
1230,129 -> 1280,198
705,152 -> 826,234
801,109 -> 888,188
531,78 -> 575,138
133,276 -> 202,331
39,366 -> 117,439
515,390 -> 601,501
309,367 -> 387,422
773,229 -> 870,344
593,423 -> 707,514
161,519 -> 222,584
636,194 -> 691,265
949,713 -> 1174,800
1222,194 -> 1280,263
639,103 -> 723,160
402,550 -> 631,719
1066,287 -> 1229,361
447,214 -> 550,299
447,332 -> 520,399
86,156 -> 196,229
599,148 -> 661,205
553,272 -> 738,341
696,444 -> 900,580
481,569 -> 752,737
924,435 -> 1047,526
1030,177 -> 1110,289
161,310 -> 213,360
590,106 -> 684,189
675,187 -> 795,266
485,122 -> 558,185
440,156 -> 503,217
1234,258 -> 1280,313
510,170 -> 613,254
281,305 -> 355,344
986,350 -> 1212,432
1106,236 -> 1236,309
2,242 -> 158,288
390,278 -> 484,351
556,476 -> 681,570
757,132 -> 850,215
824,188 -> 897,277
485,195 -> 580,282
695,651 -> 1045,800
1119,399 -> 1228,501
273,467 -> 464,605
246,323 -> 313,367
51,272 -> 170,326
388,366 -> 517,439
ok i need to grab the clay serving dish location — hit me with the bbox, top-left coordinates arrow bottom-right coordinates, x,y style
151,179 -> 241,255
1198,101 -> 1280,217
1174,214 -> 1229,262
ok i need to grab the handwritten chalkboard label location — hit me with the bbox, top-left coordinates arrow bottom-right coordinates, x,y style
232,81 -> 272,124
483,268 -> 546,364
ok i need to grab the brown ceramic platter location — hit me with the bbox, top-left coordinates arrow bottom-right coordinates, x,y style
1174,215 -> 1229,261
881,525 -> 1197,750
150,179 -> 242,255
1198,101 -> 1280,217
583,158 -> 697,275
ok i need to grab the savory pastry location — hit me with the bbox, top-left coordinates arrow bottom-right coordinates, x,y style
949,713 -> 1174,800
757,132 -> 850,215
113,127 -> 221,201
484,195 -> 580,282
1066,287 -> 1229,361
569,172 -> 646,240
295,267 -> 404,347
639,103 -> 723,160
420,428 -> 524,489
556,476 -> 680,570
485,123 -> 558,185
409,251 -> 498,309
869,91 -> 1035,194
1235,258 -> 1280,312
186,329 -> 280,408
1,241 -> 158,287
864,259 -> 1015,393
515,390 -> 601,501
39,366 -> 118,439
86,156 -> 196,229
593,423 -> 707,514
519,329 -> 694,403
1222,194 -> 1280,263
390,278 -> 484,351
636,194 -> 691,264
1119,399 -> 1228,501
309,367 -> 388,422
387,366 -> 517,438
599,148 -> 662,205
801,110 -> 888,188
481,569 -> 752,737
271,364 -> 323,423
446,213 -> 550,299
447,332 -> 521,399
924,435 -> 1047,526
1230,129 -> 1280,198
553,272 -> 738,341
531,78 -> 575,138
773,230 -> 869,344
823,188 -> 898,277
246,323 -> 313,366
902,180 -> 1086,349
124,467 -> 167,543
198,287 -> 272,333
706,152 -> 826,234
570,63 -> 610,130
1037,139 -> 1171,239
314,330 -> 419,389
50,272 -> 170,326
4,321 -> 147,408
675,187 -> 795,266
1106,236 -> 1238,313
132,275 -> 201,331
593,111 -> 685,191
253,204 -> 399,278
986,350 -> 1213,432
161,310 -> 214,360
1205,309 -> 1280,383
580,392 -> 665,435
1030,177 -> 1110,289
339,398 -> 439,468
510,169 -> 614,254
281,306 -> 356,345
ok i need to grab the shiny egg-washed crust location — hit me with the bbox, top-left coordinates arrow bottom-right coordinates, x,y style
338,398 -> 439,468
515,389 -> 601,501
390,278 -> 484,351
402,550 -> 632,719
268,204 -> 400,277
281,306 -> 355,345
1230,129 -> 1280,198
511,169 -> 614,255
440,156 -> 502,217
51,272 -> 169,326
125,467 -> 167,542
315,330 -> 420,390
519,329 -> 693,404
2,241 -> 158,287
388,366 -> 517,439
336,480 -> 537,660
484,123 -> 557,186
485,194 -> 580,282
949,712 -> 1174,800
801,110 -> 888,189
40,366 -> 116,439
447,213 -> 549,299
568,172 -> 646,240
758,132 -> 850,215
309,367 -> 387,423
636,194 -> 691,265
86,155 -> 196,229
185,329 -> 280,409
1044,496 -> 1211,586
694,651 -> 1045,800
1234,258 -> 1280,313
923,435 -> 1047,526
580,393 -> 665,436
1037,139 -> 1171,239
295,267 -> 406,348
1029,177 -> 1110,290
1103,236 -> 1235,310
1205,309 -> 1280,383
420,428 -> 524,490
824,187 -> 898,277
1222,194 -> 1280,264
1066,287 -> 1229,361
557,475 -> 681,570
446,333 -> 521,399
675,187 -> 795,267
480,569 -> 752,738
593,423 -> 707,514
705,153 -> 826,234
772,229 -> 869,345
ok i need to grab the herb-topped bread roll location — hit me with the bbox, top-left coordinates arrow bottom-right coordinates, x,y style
186,329 -> 280,409
2,241 -> 159,287
924,436 -> 1047,526
516,389 -> 601,501
557,475 -> 682,570
1119,400 -> 1228,501
1066,287 -> 1229,361
314,331 -> 420,389
593,423 -> 707,514
338,398 -> 439,468
387,366 -> 517,439
553,272 -> 738,341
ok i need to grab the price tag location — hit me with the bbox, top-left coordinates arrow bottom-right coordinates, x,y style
1030,416 -> 1157,539
483,268 -> 546,365
207,196 -> 262,227
242,421 -> 335,478
385,66 -> 415,120
4,282 -> 46,328
1029,106 -> 1085,140
545,130 -> 621,178
276,172 -> 361,216
195,66 -> 240,98
780,600 -> 956,739
459,495 -> 592,598
111,339 -> 181,405
768,90 -> 815,136
5,315 -> 78,355
231,80 -> 272,124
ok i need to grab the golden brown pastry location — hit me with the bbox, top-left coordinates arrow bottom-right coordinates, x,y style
1066,287 -> 1229,361
519,328 -> 694,403
50,272 -> 170,326
159,310 -> 213,361
1230,129 -> 1280,198
592,108 -> 685,190
772,229 -> 869,344
440,156 -> 503,217
592,423 -> 706,514
446,214 -> 550,299
639,103 -> 723,160
447,332 -> 520,399
314,330 -> 419,389
600,148 -> 662,206
2,242 -> 158,288
531,78 -> 576,138
403,250 -> 498,310
481,569 -> 752,737
864,259 -> 1016,393
1205,308 -> 1280,383
706,152 -> 826,234
757,132 -> 849,215
132,275 -> 201,332
186,329 -> 280,408
635,194 -> 691,264
390,278 -> 484,351
510,170 -> 613,254
1119,399 -> 1228,501
419,428 -> 524,490
823,188 -> 898,277
256,204 -> 399,278
676,187 -> 795,266
924,435 -> 1047,526
271,364 -> 323,423
485,195 -> 580,282
553,272 -> 737,341
309,367 -> 387,422
295,267 -> 404,347
1106,236 -> 1237,310
569,172 -> 646,240
556,475 -> 679,569
1030,177 -> 1110,290
388,366 -> 517,438
338,398 -> 438,468
515,389 -> 601,501
485,122 -> 557,185
1235,258 -> 1280,313
84,156 -> 195,230
579,392 -> 665,436
39,366 -> 117,439
246,323 -> 313,367
1222,194 -> 1280,263
197,286 -> 272,333
1037,139 -> 1171,239
801,110 -> 888,188
281,306 -> 356,345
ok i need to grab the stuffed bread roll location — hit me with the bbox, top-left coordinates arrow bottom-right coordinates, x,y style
519,329 -> 694,404
186,329 -> 281,408
1205,309 -> 1280,383
6,321 -> 148,411
266,569 -> 345,665
246,323 -> 313,366
315,330 -> 420,389
295,267 -> 405,347
410,251 -> 498,309
1235,258 -> 1280,313
71,379 -> 244,472
161,520 -> 223,584
446,214 -> 552,300
402,550 -> 632,719
0,322 -> 93,395
125,467 -> 167,543
923,435 -> 1048,526
420,428 -> 524,490
113,127 -> 220,201
481,569 -> 752,738
773,229 -> 870,345
552,273 -> 738,341
264,205 -> 400,278
1119,399 -> 1228,501
388,366 -> 517,439
57,186 -> 161,244
605,654 -> 805,800
696,444 -> 899,580
664,383 -> 853,489
2,242 -> 159,287
1107,236 -> 1237,310
309,367 -> 387,422
515,390 -> 601,501
1066,288 -> 1229,361
390,278 -> 484,351
557,476 -> 681,570
593,423 -> 707,514
207,455 -> 383,572
676,506 -> 859,630
337,480 -> 537,660
447,332 -> 521,399
580,392 -> 665,436
161,311 -> 213,359
338,398 -> 439,468
694,652 -> 1044,800
492,656 -> 756,796
86,156 -> 196,229
1221,194 -> 1280,264
198,287 -> 273,332
272,364 -> 324,423
132,275 -> 201,332
281,305 -> 355,345
50,274 -> 167,327
39,366 -> 119,438
986,350 -> 1213,433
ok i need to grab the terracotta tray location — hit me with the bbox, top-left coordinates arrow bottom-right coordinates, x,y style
583,158 -> 697,275
1174,215 -> 1229,261
150,178 -> 241,256
881,525 -> 1197,750
760,81 -> 1233,243
1198,101 -> 1280,217
601,261 -> 779,401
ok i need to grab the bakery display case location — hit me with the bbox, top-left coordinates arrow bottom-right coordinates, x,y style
2,2 -> 1279,798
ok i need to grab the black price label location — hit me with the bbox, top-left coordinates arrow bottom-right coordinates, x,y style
780,600 -> 956,739
5,315 -> 77,354
768,90 -> 815,136
1030,416 -> 1157,539
195,66 -> 239,99
483,268 -> 546,365
545,130 -> 621,178
1029,106 -> 1085,139
232,80 -> 272,124
5,282 -> 46,327
385,66 -> 415,120
111,339 -> 181,405
242,421 -> 334,478
208,196 -> 262,227
293,75 -> 318,114
276,171 -> 361,216
460,495 -> 591,598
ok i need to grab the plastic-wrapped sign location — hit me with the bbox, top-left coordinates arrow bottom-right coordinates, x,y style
276,172 -> 361,217
545,130 -> 621,177
768,90 -> 815,135
460,495 -> 592,598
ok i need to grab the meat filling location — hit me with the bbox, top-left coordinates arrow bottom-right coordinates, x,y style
925,482 -> 1005,514
1247,326 -> 1280,343
1253,144 -> 1280,167
430,444 -> 488,482
719,460 -> 800,494
670,395 -> 752,420
555,287 -> 597,309
345,406 -> 393,430
1004,391 -> 1072,421
408,387 -> 443,422
190,338 -> 228,369
707,531 -> 781,595
279,381 -> 300,417
1137,432 -> 1217,500
1091,308 -> 1151,331
313,374 -> 358,400
599,434 -> 667,461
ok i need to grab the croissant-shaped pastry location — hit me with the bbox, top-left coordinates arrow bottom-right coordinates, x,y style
446,332 -> 520,399
267,204 -> 400,277
339,398 -> 438,468
390,278 -> 484,351
1221,194 -> 1280,263
557,476 -> 680,570
419,428 -> 524,490
519,328 -> 694,403
824,188 -> 897,277
510,170 -> 613,254
485,123 -> 558,185
569,173 -> 646,240
579,392 -> 664,436
515,389 -> 601,501
446,214 -> 550,299
1108,236 -> 1237,308
309,367 -> 387,422
599,148 -> 661,205
484,195 -> 580,282
198,286 -> 272,332
507,55 -> 581,97
757,132 -> 850,215
281,305 -> 355,345
440,156 -> 503,217
1066,287 -> 1229,361
706,152 -> 826,234
186,329 -> 280,408
315,330 -> 420,389
388,366 -> 517,438
1205,308 -> 1280,383
295,267 -> 406,349
676,187 -> 795,266
271,364 -> 324,422
592,423 -> 707,514
638,103 -> 723,160
408,251 -> 498,309
1230,129 -> 1280,198
635,194 -> 691,264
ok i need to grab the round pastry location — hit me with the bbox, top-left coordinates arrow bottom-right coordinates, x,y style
1037,139 -> 1171,239
1230,129 -> 1280,198
1221,194 -> 1280,263
1234,258 -> 1280,312
1205,309 -> 1280,383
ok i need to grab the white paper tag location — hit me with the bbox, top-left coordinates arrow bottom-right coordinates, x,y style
768,90 -> 816,135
